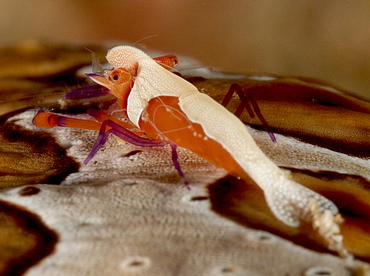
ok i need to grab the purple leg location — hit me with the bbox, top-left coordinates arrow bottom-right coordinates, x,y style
84,119 -> 167,164
169,143 -> 190,190
247,94 -> 277,143
222,84 -> 255,118
65,84 -> 109,100
83,117 -> 190,189
222,83 -> 277,143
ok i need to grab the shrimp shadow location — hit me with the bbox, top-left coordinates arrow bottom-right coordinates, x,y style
207,175 -> 341,257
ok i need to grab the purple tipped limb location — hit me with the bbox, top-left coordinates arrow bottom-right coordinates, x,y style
83,111 -> 190,189
54,115 -> 70,127
83,118 -> 167,165
170,143 -> 190,190
222,83 -> 277,143
247,93 -> 277,143
65,84 -> 109,100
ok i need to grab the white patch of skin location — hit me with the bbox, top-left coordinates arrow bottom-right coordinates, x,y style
99,46 -> 338,227
313,84 -> 343,95
249,127 -> 370,181
247,75 -> 277,81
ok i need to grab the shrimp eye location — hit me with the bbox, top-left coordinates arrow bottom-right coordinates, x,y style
109,69 -> 121,83
108,68 -> 131,84
112,74 -> 119,81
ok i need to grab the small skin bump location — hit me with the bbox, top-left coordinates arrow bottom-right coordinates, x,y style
220,267 -> 236,274
18,186 -> 41,196
254,233 -> 273,242
119,256 -> 151,271
190,195 -> 209,201
120,150 -> 142,158
181,193 -> 210,205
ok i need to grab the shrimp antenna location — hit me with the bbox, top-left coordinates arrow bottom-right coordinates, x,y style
134,35 -> 160,50
85,47 -> 104,75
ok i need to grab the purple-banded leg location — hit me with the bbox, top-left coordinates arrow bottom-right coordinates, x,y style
222,83 -> 277,143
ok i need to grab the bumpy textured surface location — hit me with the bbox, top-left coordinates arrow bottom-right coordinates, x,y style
0,180 -> 362,276
4,109 -> 368,275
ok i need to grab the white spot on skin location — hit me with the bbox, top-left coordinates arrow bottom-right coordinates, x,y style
313,84 -> 343,95
247,75 -> 277,81
303,266 -> 333,276
71,140 -> 83,146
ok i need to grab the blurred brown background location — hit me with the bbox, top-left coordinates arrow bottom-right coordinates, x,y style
1,0 -> 370,99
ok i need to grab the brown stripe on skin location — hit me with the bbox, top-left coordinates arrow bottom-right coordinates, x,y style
189,77 -> 370,157
240,100 -> 370,158
292,169 -> 370,261
0,200 -> 58,276
208,175 -> 329,255
0,122 -> 79,188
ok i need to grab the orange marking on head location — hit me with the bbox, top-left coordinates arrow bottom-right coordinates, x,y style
105,68 -> 132,109
89,68 -> 133,110
154,55 -> 179,71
